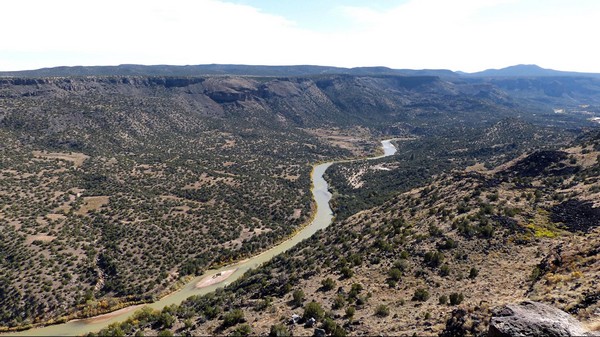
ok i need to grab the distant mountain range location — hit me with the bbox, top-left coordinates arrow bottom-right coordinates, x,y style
0,64 -> 456,78
464,64 -> 600,78
1,63 -> 599,78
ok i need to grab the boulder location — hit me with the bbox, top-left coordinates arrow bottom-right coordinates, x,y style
304,317 -> 316,328
313,328 -> 326,337
489,301 -> 598,337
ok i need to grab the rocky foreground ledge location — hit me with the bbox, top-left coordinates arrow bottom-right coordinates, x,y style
489,301 -> 599,337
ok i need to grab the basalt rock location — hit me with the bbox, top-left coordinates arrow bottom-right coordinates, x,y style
488,301 -> 598,337
551,199 -> 600,233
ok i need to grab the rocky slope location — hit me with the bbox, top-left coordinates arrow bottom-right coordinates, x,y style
0,74 -> 522,133
93,130 -> 600,336
0,73 -> 596,331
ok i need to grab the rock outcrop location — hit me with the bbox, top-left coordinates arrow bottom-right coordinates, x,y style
489,301 -> 598,337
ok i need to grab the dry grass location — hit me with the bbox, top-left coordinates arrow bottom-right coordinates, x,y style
32,151 -> 89,167
75,196 -> 110,215
46,213 -> 66,221
25,234 -> 56,244
529,228 -> 600,323
564,146 -> 600,168
465,162 -> 487,173
222,139 -> 236,149
303,127 -> 375,157
587,320 -> 600,331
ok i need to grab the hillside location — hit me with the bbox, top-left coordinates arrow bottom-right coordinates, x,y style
4,64 -> 600,125
0,72 -> 597,332
93,129 -> 600,336
0,76 -> 353,328
0,64 -> 458,78
325,118 -> 577,221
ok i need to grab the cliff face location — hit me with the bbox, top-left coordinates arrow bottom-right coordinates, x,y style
0,74 -> 520,134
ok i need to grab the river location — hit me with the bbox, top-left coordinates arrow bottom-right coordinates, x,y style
6,139 -> 397,336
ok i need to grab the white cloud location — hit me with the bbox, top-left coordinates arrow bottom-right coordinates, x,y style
1,0 -> 600,72
1,0 -> 309,68
331,0 -> 600,72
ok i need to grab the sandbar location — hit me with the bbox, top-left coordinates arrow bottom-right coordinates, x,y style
195,269 -> 236,288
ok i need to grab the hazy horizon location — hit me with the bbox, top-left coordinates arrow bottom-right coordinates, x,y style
0,63 -> 594,75
2,0 -> 599,73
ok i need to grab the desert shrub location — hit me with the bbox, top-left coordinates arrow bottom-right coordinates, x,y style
348,283 -> 363,299
340,266 -> 354,279
479,224 -> 494,238
158,312 -> 175,329
530,266 -> 542,281
268,324 -> 290,337
255,296 -> 272,312
438,237 -> 458,250
322,318 -> 336,333
469,267 -> 479,279
321,277 -> 336,291
222,309 -> 244,328
292,289 -> 305,307
345,306 -> 356,318
440,264 -> 450,277
157,330 -> 173,337
412,288 -> 430,302
393,259 -> 408,271
375,304 -> 390,317
428,225 -> 443,237
329,323 -> 347,337
388,268 -> 402,281
332,294 -> 345,310
231,324 -> 252,336
424,251 -> 444,268
449,292 -> 464,305
303,301 -> 325,321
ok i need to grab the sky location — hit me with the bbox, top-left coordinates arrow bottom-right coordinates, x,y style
1,0 -> 599,72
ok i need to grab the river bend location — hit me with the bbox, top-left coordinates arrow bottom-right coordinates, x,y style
6,140 -> 397,336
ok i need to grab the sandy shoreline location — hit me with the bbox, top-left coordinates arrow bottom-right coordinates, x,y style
72,269 -> 236,325
195,269 -> 236,288
77,304 -> 146,324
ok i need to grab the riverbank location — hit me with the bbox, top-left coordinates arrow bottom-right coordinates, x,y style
3,139 -> 396,336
